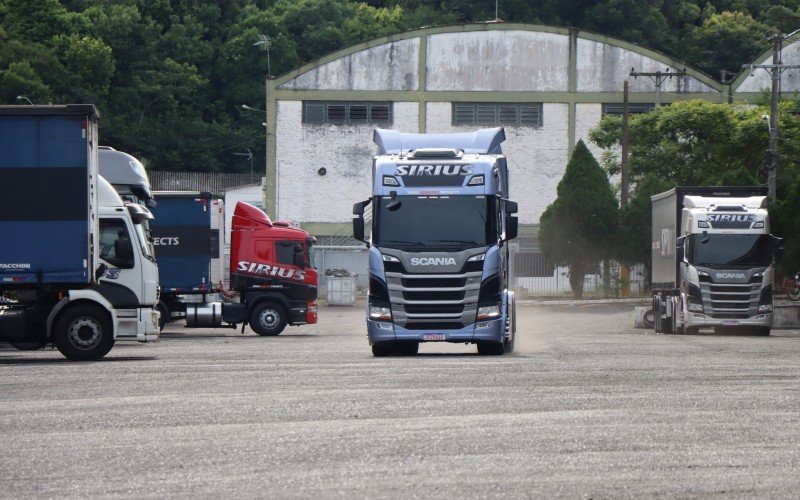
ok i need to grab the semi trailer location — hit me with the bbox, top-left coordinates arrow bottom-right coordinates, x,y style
352,128 -> 518,356
0,104 -> 160,360
149,191 -> 226,328
651,186 -> 782,335
163,201 -> 318,336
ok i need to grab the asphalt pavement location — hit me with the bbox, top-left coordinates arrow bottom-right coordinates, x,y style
1,303 -> 799,498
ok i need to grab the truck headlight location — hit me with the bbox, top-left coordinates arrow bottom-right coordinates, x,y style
477,305 -> 500,320
369,306 -> 392,321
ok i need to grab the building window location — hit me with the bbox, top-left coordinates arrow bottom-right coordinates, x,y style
601,103 -> 655,115
303,101 -> 393,125
452,103 -> 543,127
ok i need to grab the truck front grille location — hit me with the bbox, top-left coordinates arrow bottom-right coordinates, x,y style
701,282 -> 760,319
385,270 -> 482,327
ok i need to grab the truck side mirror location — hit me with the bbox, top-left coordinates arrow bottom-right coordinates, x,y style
676,236 -> 685,262
505,216 -> 518,241
775,236 -> 784,263
352,199 -> 370,244
505,199 -> 518,214
353,215 -> 365,242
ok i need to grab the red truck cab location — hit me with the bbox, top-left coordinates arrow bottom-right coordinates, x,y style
223,202 -> 317,334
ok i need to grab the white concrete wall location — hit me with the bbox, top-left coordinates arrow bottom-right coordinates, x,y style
577,39 -> 717,93
278,38 -> 419,91
426,101 -> 569,225
426,30 -> 570,91
275,101 -> 419,223
735,39 -> 800,94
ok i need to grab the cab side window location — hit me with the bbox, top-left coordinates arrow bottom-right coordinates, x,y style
276,241 -> 296,266
99,219 -> 134,269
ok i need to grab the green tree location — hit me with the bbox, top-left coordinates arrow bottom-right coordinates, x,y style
683,11 -> 769,75
590,100 -> 770,187
539,140 -> 619,298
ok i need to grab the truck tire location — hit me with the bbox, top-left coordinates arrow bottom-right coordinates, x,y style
504,294 -> 516,354
477,341 -> 504,355
157,303 -> 169,331
249,302 -> 287,336
53,304 -> 114,361
372,342 -> 396,357
653,295 -> 662,333
10,341 -> 47,351
396,342 -> 419,355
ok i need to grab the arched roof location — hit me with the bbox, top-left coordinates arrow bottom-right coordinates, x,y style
271,23 -> 723,95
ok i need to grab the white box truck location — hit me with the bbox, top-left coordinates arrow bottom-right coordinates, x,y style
651,186 -> 782,335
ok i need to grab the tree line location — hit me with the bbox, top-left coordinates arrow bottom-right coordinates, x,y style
2,0 -> 799,172
540,99 -> 800,296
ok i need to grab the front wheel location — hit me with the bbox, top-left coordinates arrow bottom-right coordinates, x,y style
53,304 -> 114,361
503,293 -> 516,354
249,302 -> 287,336
477,341 -> 504,355
789,286 -> 800,301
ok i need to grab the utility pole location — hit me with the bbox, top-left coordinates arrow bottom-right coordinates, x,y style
621,80 -> 630,207
629,67 -> 687,106
743,33 -> 800,201
620,80 -> 630,297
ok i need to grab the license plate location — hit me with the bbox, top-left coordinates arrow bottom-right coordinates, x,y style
723,320 -> 739,326
423,334 -> 446,341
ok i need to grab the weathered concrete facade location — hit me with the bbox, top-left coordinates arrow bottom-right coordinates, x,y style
265,23 -> 785,239
733,33 -> 800,97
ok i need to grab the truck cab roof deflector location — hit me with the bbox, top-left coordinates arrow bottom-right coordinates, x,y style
373,127 -> 505,155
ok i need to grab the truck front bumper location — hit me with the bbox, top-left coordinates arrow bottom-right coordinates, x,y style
367,318 -> 504,344
685,311 -> 773,329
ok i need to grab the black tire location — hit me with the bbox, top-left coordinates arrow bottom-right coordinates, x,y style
249,302 -> 287,336
372,342 -> 396,357
396,342 -> 419,356
157,303 -> 169,331
661,313 -> 674,334
504,296 -> 516,354
53,304 -> 114,361
653,296 -> 662,333
685,326 -> 700,335
477,341 -> 504,355
10,341 -> 47,351
789,286 -> 800,301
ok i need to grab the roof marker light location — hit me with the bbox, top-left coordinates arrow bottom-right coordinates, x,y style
383,175 -> 399,187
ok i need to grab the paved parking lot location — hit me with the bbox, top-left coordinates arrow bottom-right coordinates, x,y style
1,302 -> 799,498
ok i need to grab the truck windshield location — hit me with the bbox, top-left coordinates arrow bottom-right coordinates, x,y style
133,222 -> 154,260
689,234 -> 773,268
373,195 -> 495,250
307,239 -> 316,269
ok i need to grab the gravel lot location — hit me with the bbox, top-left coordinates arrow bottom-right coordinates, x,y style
1,302 -> 799,498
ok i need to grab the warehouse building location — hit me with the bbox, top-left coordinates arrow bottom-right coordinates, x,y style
261,24 -> 800,294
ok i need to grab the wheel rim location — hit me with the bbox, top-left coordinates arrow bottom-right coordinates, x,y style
258,308 -> 280,330
67,317 -> 103,350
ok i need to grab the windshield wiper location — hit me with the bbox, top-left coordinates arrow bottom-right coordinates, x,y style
429,239 -> 481,247
378,240 -> 426,247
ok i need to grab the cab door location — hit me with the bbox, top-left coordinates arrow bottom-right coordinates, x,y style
97,218 -> 143,307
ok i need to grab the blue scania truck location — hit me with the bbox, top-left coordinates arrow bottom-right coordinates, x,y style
352,128 -> 518,356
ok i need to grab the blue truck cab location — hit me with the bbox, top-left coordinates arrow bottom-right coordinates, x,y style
352,128 -> 518,356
